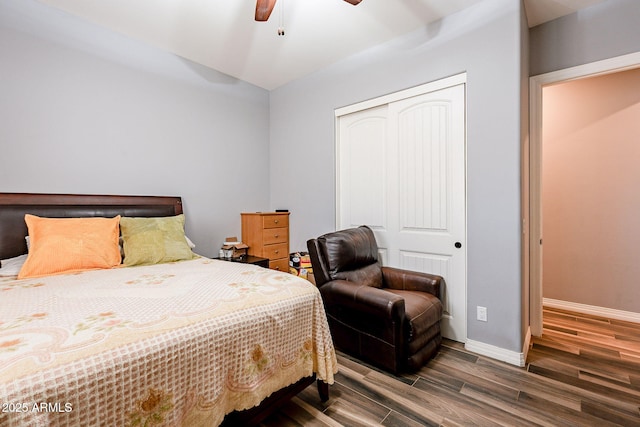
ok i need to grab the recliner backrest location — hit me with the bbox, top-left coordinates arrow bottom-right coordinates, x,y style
309,226 -> 382,288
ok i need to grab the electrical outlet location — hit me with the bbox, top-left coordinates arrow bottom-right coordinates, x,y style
477,306 -> 488,322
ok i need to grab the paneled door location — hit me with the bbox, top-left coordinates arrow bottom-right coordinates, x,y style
337,79 -> 466,342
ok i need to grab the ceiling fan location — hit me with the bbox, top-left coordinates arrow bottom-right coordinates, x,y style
255,0 -> 363,22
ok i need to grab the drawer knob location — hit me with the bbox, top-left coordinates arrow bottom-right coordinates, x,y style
274,234 -> 279,238
275,250 -> 279,254
274,219 -> 279,224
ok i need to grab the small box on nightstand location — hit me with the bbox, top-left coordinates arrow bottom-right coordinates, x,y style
221,236 -> 248,259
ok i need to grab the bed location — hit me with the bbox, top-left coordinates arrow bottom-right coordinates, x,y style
0,193 -> 336,426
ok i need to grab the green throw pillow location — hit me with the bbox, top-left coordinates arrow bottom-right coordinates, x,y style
120,214 -> 195,266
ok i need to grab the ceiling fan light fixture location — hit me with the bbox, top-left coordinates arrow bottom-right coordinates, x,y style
255,0 -> 362,22
255,0 -> 277,21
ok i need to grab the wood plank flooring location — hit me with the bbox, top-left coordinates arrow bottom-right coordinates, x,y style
261,307 -> 640,426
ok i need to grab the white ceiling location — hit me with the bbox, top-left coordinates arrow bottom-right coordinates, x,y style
37,0 -> 608,90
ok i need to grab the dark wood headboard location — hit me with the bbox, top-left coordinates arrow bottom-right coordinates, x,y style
0,193 -> 183,260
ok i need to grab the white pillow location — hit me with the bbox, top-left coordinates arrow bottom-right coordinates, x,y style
0,254 -> 28,276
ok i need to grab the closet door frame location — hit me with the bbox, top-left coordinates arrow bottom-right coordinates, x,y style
335,73 -> 467,341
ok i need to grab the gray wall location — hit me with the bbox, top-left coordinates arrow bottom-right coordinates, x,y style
270,0 -> 526,352
530,0 -> 640,76
13,0 -> 636,354
0,0 -> 271,257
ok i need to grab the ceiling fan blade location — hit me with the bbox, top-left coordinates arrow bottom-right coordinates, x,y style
255,0 -> 277,21
344,0 -> 362,4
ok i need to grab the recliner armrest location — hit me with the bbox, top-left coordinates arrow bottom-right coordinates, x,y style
381,266 -> 442,300
319,279 -> 405,320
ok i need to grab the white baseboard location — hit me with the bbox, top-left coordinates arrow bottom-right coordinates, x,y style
463,300 -> 639,368
543,298 -> 640,324
464,339 -> 526,367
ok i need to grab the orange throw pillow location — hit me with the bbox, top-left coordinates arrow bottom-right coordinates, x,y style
18,215 -> 122,279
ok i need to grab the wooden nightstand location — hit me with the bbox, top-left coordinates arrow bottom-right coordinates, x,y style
241,212 -> 290,271
214,255 -> 269,268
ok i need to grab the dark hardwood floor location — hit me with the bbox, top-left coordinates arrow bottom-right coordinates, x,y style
262,307 -> 640,426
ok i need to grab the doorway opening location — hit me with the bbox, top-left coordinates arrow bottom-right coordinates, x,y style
529,52 -> 640,336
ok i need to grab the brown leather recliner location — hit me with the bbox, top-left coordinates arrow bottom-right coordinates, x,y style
307,225 -> 443,374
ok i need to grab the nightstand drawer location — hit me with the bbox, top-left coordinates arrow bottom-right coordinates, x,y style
214,255 -> 269,268
269,258 -> 289,272
263,215 -> 289,229
263,243 -> 288,260
263,227 -> 288,244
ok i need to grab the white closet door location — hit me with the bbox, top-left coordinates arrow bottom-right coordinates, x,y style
337,82 -> 466,342
337,104 -> 388,235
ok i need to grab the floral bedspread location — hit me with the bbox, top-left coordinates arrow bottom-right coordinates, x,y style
0,258 -> 337,426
